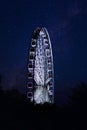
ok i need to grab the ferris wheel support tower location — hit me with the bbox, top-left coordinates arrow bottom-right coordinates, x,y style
27,27 -> 54,104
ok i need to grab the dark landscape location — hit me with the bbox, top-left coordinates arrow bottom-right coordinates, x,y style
0,76 -> 87,130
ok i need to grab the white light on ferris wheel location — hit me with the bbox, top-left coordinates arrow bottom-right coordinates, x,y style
27,27 -> 54,104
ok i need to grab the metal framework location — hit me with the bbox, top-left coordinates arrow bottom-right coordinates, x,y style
27,27 -> 54,104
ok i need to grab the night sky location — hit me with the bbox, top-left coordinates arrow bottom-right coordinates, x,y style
0,0 -> 87,103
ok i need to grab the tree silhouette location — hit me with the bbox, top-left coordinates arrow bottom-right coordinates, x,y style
0,74 -> 2,91
69,82 -> 87,108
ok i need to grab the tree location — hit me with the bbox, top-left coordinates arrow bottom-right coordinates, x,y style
0,74 -> 2,91
69,82 -> 87,110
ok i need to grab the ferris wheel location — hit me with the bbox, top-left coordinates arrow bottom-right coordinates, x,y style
27,27 -> 54,104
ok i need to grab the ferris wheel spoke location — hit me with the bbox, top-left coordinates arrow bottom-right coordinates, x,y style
27,27 -> 54,104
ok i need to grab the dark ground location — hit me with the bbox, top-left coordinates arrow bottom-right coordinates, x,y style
0,83 -> 87,130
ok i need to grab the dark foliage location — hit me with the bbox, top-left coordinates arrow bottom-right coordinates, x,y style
69,82 -> 87,107
0,83 -> 87,130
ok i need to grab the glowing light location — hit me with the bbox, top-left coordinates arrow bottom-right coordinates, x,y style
27,27 -> 54,104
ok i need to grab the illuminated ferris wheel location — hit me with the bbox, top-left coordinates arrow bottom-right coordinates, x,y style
27,27 -> 54,104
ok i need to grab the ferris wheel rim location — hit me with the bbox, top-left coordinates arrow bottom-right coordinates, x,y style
27,27 -> 54,104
